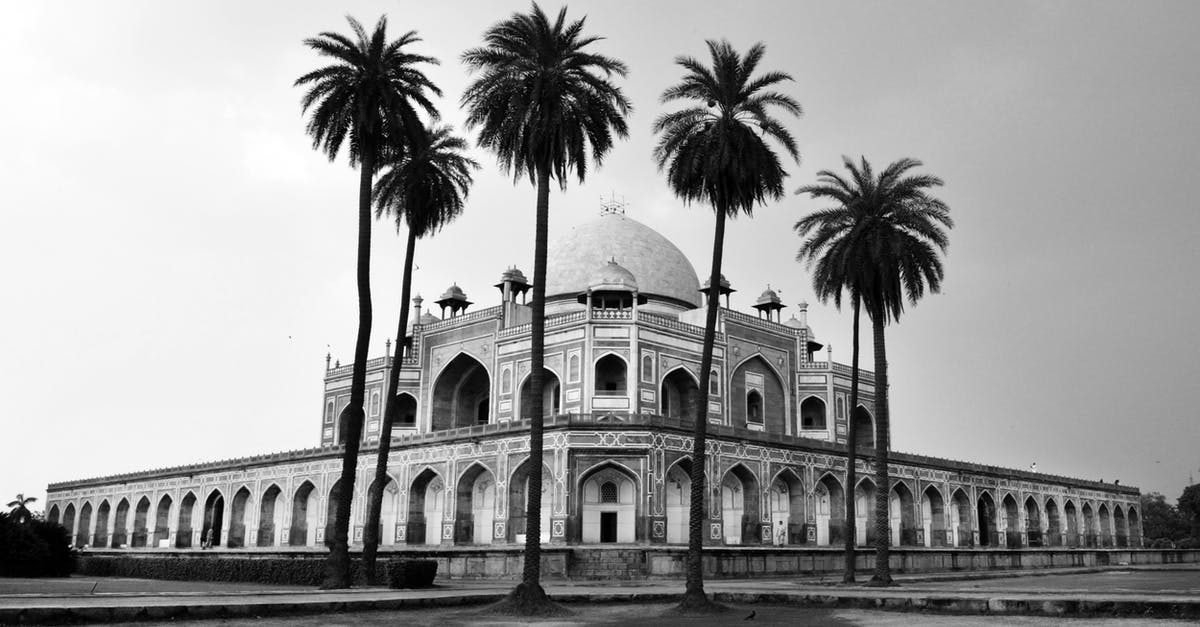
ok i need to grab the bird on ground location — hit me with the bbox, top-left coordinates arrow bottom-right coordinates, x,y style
744,610 -> 756,620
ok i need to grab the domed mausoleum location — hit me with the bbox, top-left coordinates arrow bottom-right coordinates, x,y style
45,201 -> 1143,578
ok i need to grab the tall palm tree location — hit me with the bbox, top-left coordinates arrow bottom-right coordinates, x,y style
361,124 -> 479,584
653,39 -> 800,611
295,15 -> 440,589
461,3 -> 630,610
803,156 -> 952,585
795,168 -> 875,583
6,493 -> 36,524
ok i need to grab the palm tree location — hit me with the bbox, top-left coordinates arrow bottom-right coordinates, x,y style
461,3 -> 630,611
7,493 -> 36,524
802,156 -> 952,585
795,167 -> 876,583
295,15 -> 440,589
653,39 -> 800,611
361,124 -> 479,584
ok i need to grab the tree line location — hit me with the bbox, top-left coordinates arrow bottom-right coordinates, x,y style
296,2 -> 951,614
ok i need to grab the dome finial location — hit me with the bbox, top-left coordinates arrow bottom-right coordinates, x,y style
600,191 -> 627,216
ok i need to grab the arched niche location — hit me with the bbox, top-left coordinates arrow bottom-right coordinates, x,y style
660,368 -> 699,419
518,368 -> 562,419
454,463 -> 497,544
730,356 -> 785,433
720,464 -> 761,545
431,354 -> 490,430
580,463 -> 638,543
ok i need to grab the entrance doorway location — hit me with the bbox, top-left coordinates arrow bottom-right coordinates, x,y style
600,512 -> 617,543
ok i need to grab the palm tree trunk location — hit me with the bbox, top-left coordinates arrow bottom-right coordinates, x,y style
869,315 -> 892,585
511,165 -> 551,605
843,291 -> 861,583
362,226 -> 418,585
681,207 -> 726,608
322,133 -> 375,590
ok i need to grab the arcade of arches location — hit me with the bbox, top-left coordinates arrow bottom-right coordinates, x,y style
47,461 -> 1143,550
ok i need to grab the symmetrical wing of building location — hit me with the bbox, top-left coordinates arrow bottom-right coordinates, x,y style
45,207 -> 1142,552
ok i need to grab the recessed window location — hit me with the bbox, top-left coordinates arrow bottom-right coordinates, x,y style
747,390 -> 763,424
600,481 -> 619,504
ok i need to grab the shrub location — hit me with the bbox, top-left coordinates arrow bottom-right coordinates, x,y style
387,559 -> 437,588
1177,537 -> 1200,550
0,512 -> 75,577
78,555 -> 437,587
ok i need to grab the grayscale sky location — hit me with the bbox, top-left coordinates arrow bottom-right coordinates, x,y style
2,0 -> 1198,509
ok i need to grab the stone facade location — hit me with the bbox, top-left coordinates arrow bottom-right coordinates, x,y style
45,210 -> 1142,553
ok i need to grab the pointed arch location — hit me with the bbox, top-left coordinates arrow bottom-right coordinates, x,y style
851,405 -> 874,449
730,354 -> 786,433
579,462 -> 639,543
113,498 -> 130,548
799,394 -> 827,430
366,473 -> 402,546
1113,504 -> 1128,547
132,496 -> 151,548
1064,499 -> 1080,547
75,502 -> 94,548
258,484 -> 284,547
660,366 -> 700,419
431,352 -> 491,430
890,481 -> 917,546
593,352 -> 628,395
1045,497 -> 1062,546
47,504 -> 61,525
290,481 -> 318,547
62,503 -> 77,542
1024,495 -> 1043,546
176,491 -> 197,548
153,494 -> 173,547
919,484 -> 945,547
949,488 -> 972,547
94,500 -> 111,548
408,467 -> 445,545
664,456 -> 693,544
814,472 -> 846,546
518,367 -> 562,419
394,392 -> 418,428
720,463 -> 761,545
201,490 -> 224,548
977,490 -> 997,546
1098,503 -> 1112,547
228,486 -> 252,548
507,458 -> 553,544
768,468 -> 805,545
454,462 -> 497,544
1081,501 -> 1096,547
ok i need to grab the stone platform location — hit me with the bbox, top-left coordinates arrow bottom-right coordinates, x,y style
77,546 -> 1200,581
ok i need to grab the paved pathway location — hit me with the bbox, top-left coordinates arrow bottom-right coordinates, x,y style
1,566 -> 1197,624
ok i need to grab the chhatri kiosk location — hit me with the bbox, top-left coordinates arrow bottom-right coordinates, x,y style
46,204 -> 1141,565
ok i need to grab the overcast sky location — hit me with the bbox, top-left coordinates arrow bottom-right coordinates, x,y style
3,1 -> 1198,510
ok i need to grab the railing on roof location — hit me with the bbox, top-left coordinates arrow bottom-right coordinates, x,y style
638,311 -> 716,340
497,309 -> 587,338
720,307 -> 800,337
592,309 -> 632,320
419,305 -> 503,333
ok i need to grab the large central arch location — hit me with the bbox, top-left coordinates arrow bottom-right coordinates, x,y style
432,354 -> 490,430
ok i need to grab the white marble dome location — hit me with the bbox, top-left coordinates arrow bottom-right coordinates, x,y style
545,212 -> 701,309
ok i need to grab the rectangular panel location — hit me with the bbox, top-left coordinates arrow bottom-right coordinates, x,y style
591,396 -> 630,410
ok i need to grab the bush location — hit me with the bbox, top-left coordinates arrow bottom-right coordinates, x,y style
1148,537 -> 1176,549
387,559 -> 437,588
1177,537 -> 1200,550
0,512 -> 75,577
78,555 -> 437,587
